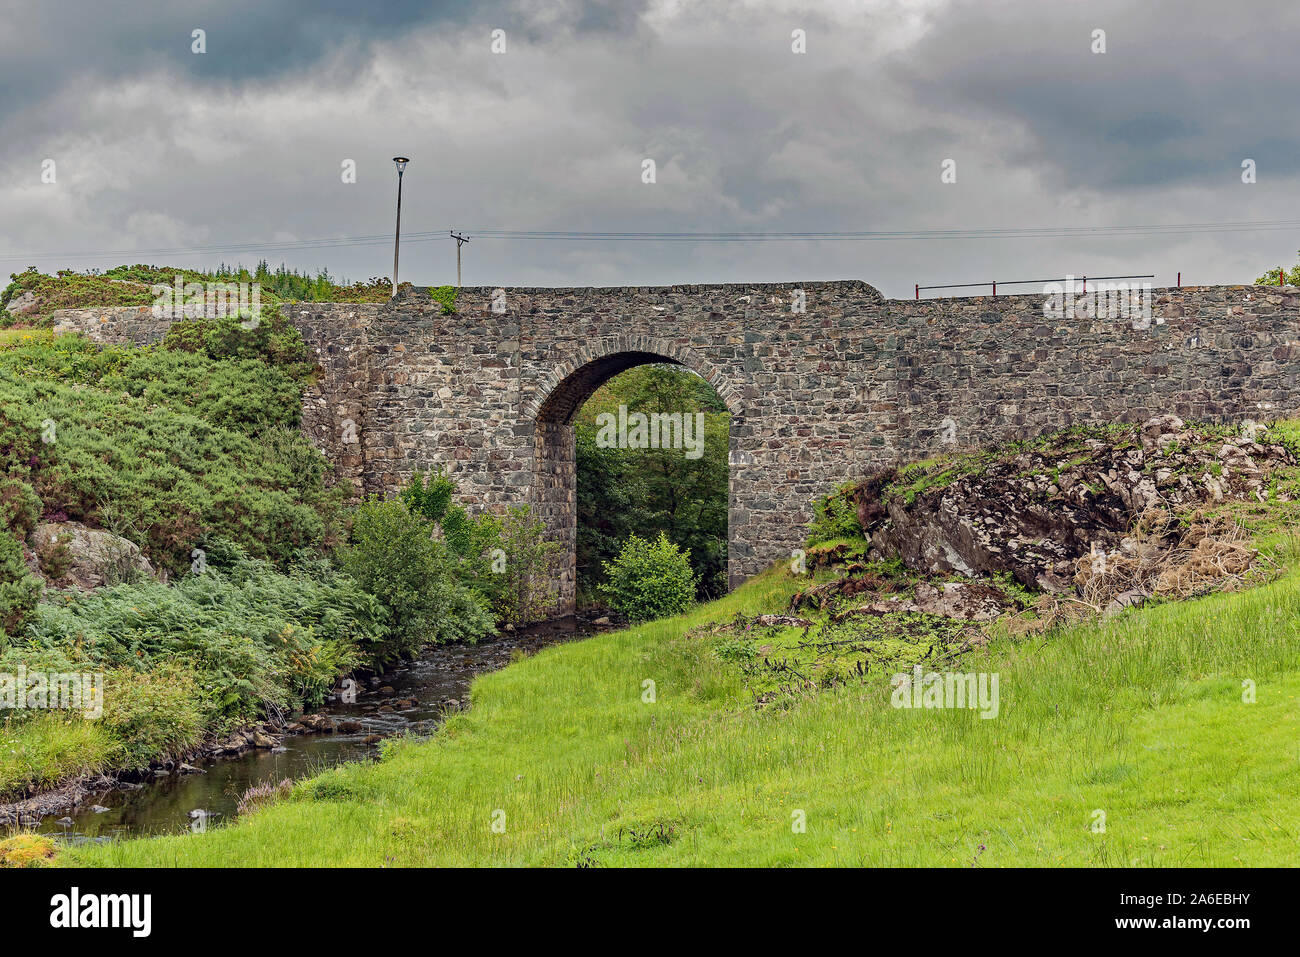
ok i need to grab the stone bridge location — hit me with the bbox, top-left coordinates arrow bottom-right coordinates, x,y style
57,280 -> 1300,615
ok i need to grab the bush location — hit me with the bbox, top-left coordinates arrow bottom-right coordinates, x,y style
101,663 -> 205,768
341,497 -> 494,662
494,506 -> 561,626
0,478 -> 41,537
106,349 -> 304,437
397,473 -> 561,626
599,532 -> 697,623
159,304 -> 308,369
0,530 -> 41,636
401,469 -> 454,523
806,484 -> 863,546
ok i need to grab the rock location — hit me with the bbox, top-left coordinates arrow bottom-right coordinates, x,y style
4,290 -> 38,317
56,817 -> 74,826
336,720 -> 363,733
177,763 -> 204,774
752,614 -> 813,628
363,734 -> 383,745
90,805 -> 109,814
846,468 -> 899,532
868,422 -> 1293,593
379,686 -> 396,695
250,731 -> 277,749
29,521 -> 156,590
593,616 -> 611,626
1105,588 -> 1149,615
1140,414 -> 1185,451
297,713 -> 335,732
912,581 -> 1012,621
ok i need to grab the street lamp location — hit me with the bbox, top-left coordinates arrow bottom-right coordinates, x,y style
391,156 -> 410,297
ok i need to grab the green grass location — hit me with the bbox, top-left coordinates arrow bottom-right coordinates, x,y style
62,555 -> 1300,867
0,714 -> 115,796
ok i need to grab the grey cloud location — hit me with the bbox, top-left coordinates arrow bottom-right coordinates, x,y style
0,0 -> 1295,298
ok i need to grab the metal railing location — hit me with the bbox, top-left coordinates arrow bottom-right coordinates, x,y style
915,273 -> 1156,299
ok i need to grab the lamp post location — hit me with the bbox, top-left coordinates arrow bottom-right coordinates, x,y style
391,156 -> 410,297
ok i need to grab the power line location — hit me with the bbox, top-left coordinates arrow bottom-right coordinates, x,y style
457,219 -> 1300,241
2,217 -> 1299,264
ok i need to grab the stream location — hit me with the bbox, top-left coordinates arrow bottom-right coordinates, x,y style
30,616 -> 598,843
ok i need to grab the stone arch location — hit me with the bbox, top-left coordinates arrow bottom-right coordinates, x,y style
526,337 -> 744,616
523,336 -> 745,423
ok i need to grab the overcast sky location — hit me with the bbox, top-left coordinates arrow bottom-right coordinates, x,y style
2,0 -> 1297,297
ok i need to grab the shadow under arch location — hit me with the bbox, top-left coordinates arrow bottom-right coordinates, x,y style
526,338 -> 745,616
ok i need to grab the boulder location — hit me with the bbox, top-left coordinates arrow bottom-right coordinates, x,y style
4,290 -> 39,318
30,521 -> 155,590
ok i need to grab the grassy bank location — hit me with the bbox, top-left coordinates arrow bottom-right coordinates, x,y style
64,548 -> 1300,867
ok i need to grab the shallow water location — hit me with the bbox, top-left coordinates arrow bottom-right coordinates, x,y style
34,617 -> 595,843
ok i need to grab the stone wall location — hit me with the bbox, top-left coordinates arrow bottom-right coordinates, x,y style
51,281 -> 1300,615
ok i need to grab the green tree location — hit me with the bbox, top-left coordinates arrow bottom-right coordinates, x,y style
1254,254 -> 1300,286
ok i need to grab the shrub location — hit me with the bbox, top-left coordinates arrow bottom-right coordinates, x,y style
401,469 -> 455,523
495,506 -> 561,625
399,470 -> 562,626
806,484 -> 863,546
340,497 -> 494,662
599,532 -> 697,623
0,478 -> 41,537
0,354 -> 342,574
0,530 -> 41,636
35,530 -> 72,580
101,662 -> 206,768
428,285 -> 458,314
1,267 -> 157,327
159,304 -> 309,369
106,349 -> 304,437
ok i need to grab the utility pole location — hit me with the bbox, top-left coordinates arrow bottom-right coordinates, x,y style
450,231 -> 470,288
391,157 -> 410,297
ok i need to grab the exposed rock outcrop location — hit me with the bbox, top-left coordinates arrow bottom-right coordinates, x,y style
859,418 -> 1293,592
